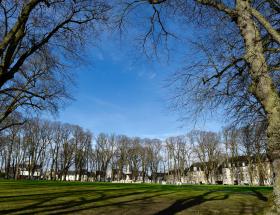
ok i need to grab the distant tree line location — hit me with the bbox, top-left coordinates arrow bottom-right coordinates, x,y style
0,1 -> 279,211
0,114 -> 268,185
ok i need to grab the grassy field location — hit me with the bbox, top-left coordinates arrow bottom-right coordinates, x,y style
0,180 -> 273,215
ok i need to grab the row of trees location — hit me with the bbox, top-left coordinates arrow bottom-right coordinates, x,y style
0,1 -> 279,211
0,116 -> 268,184
0,116 -> 92,181
190,124 -> 268,185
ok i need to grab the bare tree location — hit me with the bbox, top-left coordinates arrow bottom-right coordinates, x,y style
126,137 -> 141,181
38,120 -> 53,178
114,135 -> 129,181
3,114 -> 22,179
73,126 -> 92,181
223,126 -> 239,160
239,122 -> 268,186
146,138 -> 162,183
95,133 -> 115,181
58,124 -> 74,181
0,0 -> 111,128
190,130 -> 222,184
23,118 -> 47,179
222,126 -> 241,185
139,140 -> 149,183
50,122 -> 62,180
119,0 -> 279,211
165,136 -> 191,183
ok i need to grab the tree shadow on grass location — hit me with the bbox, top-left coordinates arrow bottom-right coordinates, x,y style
0,186 -> 269,215
0,188 -> 174,215
51,191 -> 175,215
251,189 -> 268,201
154,188 -> 269,215
154,191 -> 229,215
0,186 -> 142,201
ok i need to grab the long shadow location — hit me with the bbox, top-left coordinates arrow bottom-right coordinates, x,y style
0,186 -> 141,201
154,191 -> 229,215
154,188 -> 269,215
0,185 -> 269,215
251,189 -> 268,201
46,191 -> 175,215
0,188 -> 172,215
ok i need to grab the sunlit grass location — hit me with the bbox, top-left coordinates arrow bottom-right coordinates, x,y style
0,180 -> 272,214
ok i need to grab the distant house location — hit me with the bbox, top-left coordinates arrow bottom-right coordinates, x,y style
19,169 -> 41,179
60,170 -> 89,181
185,163 -> 208,184
4,163 -> 43,179
183,155 -> 273,186
110,165 -> 167,184
44,169 -> 93,182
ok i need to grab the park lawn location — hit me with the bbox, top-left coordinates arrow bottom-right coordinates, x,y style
0,180 -> 273,215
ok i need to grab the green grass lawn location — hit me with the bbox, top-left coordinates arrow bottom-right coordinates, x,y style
0,180 -> 273,215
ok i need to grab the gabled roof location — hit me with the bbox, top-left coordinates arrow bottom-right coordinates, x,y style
188,154 -> 270,171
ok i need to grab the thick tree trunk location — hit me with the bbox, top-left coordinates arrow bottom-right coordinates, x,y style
236,0 -> 280,213
142,170 -> 145,183
271,152 -> 280,211
14,163 -> 19,180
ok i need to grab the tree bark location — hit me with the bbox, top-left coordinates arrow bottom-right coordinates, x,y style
236,0 -> 280,213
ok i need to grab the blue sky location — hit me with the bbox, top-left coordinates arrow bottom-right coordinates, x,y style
53,33 -> 224,139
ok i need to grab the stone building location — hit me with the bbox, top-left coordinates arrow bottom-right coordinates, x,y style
184,155 -> 273,186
